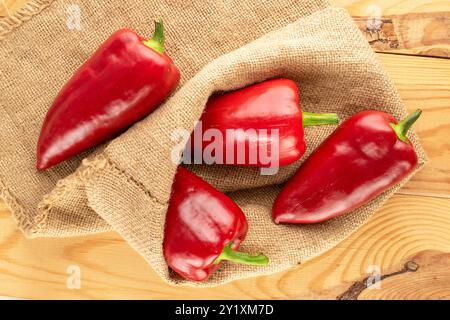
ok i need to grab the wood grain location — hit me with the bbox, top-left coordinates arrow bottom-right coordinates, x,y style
358,251 -> 450,300
2,0 -> 449,58
331,0 -> 450,57
352,12 -> 450,58
1,195 -> 449,299
377,54 -> 450,198
332,0 -> 450,58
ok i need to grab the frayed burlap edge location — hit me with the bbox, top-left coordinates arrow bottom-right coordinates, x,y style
0,0 -> 55,40
0,0 -> 55,234
0,169 -> 90,238
0,177 -> 39,236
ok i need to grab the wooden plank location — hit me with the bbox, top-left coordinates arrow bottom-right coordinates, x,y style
1,1 -> 449,58
332,0 -> 450,58
357,251 -> 450,300
377,53 -> 450,197
1,194 -> 449,299
352,12 -> 449,58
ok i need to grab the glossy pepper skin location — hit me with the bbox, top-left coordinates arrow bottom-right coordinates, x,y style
37,20 -> 180,170
272,110 -> 422,224
164,167 -> 268,282
188,78 -> 338,167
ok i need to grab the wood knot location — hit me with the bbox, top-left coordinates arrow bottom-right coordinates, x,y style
404,261 -> 419,272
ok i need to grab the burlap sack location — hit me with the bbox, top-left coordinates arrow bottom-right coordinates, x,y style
0,0 -> 426,286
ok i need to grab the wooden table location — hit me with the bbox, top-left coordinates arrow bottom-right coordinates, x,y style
1,0 -> 449,299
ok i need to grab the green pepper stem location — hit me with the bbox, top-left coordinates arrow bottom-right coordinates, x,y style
390,109 -> 422,143
143,18 -> 165,54
214,243 -> 269,266
302,111 -> 339,127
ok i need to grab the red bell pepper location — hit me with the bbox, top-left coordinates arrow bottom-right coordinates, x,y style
164,167 -> 269,282
272,109 -> 422,224
187,78 -> 338,167
37,19 -> 180,170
